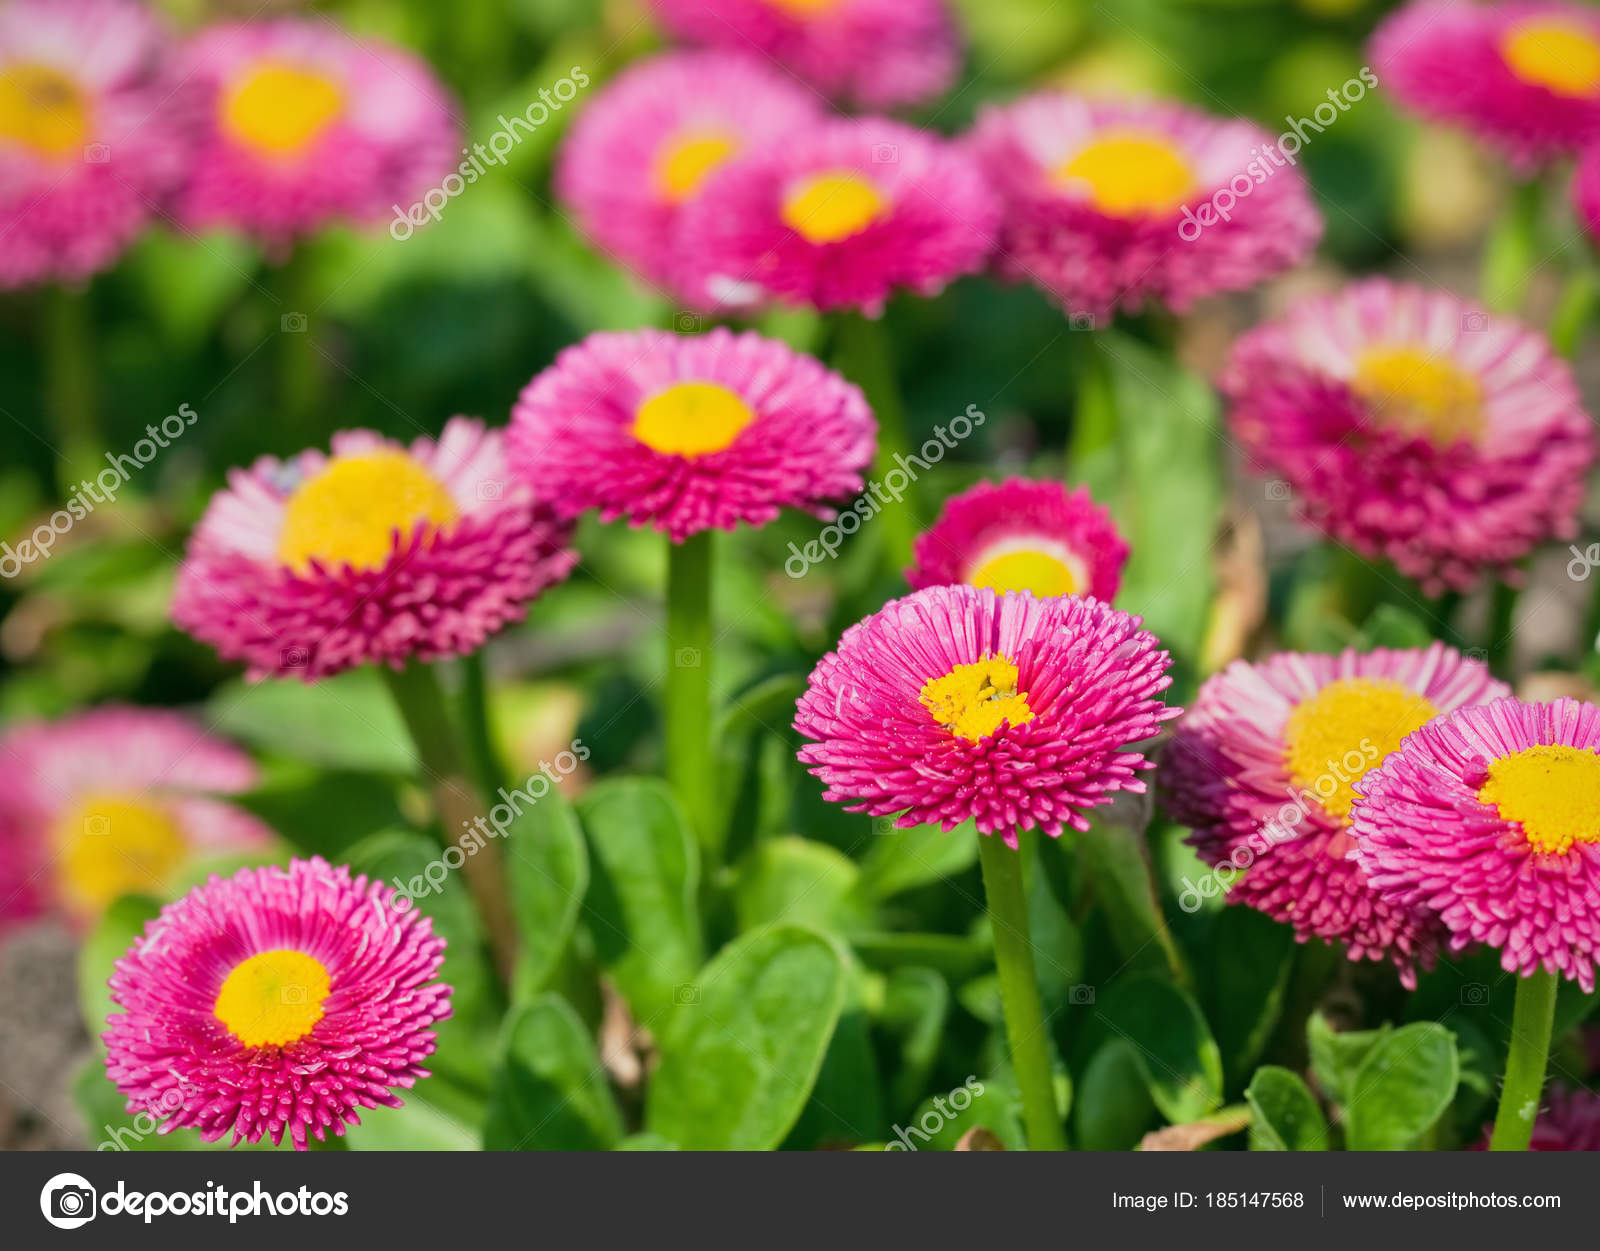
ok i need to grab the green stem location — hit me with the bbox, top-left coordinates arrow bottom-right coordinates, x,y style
1480,179 -> 1543,314
458,650 -> 508,800
1486,580 -> 1519,679
1550,268 -> 1600,359
1069,335 -> 1118,470
380,661 -> 517,983
977,829 -> 1067,1151
831,312 -> 917,572
276,247 -> 323,425
665,530 -> 717,858
44,285 -> 103,491
1489,967 -> 1558,1151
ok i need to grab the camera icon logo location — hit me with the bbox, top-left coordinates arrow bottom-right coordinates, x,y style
280,646 -> 309,669
870,142 -> 898,164
1265,480 -> 1291,502
476,479 -> 504,501
674,983 -> 700,1005
281,983 -> 308,1006
673,312 -> 702,333
1068,984 -> 1095,1005
1460,982 -> 1489,1006
40,1173 -> 96,1229
83,813 -> 111,837
83,143 -> 111,164
674,647 -> 701,669
1067,311 -> 1097,331
1460,311 -> 1490,333
281,312 -> 308,333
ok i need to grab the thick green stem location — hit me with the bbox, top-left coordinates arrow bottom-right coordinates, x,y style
831,312 -> 917,571
458,650 -> 508,800
978,829 -> 1067,1151
1480,179 -> 1543,314
1489,967 -> 1558,1151
44,286 -> 103,491
1486,580 -> 1519,679
277,248 -> 323,424
665,530 -> 717,857
381,661 -> 517,983
1550,268 -> 1600,360
1069,336 -> 1118,470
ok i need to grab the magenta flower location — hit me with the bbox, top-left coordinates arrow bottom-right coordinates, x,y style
1372,1 -> 1600,168
104,857 -> 451,1150
647,0 -> 960,110
174,18 -> 459,249
0,0 -> 194,289
907,477 -> 1128,602
508,327 -> 875,541
795,585 -> 1177,844
1164,645 -> 1507,986
172,418 -> 576,682
673,117 -> 998,315
967,93 -> 1321,322
1223,278 -> 1595,593
1353,696 -> 1600,990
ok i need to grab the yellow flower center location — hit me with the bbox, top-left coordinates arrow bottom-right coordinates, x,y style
781,171 -> 887,244
969,548 -> 1080,598
1054,132 -> 1196,217
1478,744 -> 1600,856
213,949 -> 332,1048
1283,678 -> 1439,822
222,62 -> 345,157
0,63 -> 91,159
53,793 -> 187,917
276,450 -> 459,575
1500,19 -> 1600,98
920,654 -> 1036,744
632,381 -> 756,457
1351,344 -> 1485,447
656,130 -> 740,202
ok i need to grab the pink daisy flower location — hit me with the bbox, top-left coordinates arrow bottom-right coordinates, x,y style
1575,145 -> 1600,245
1371,1 -> 1600,167
673,117 -> 999,315
646,0 -> 960,110
907,477 -> 1128,602
1353,696 -> 1600,990
794,584 -> 1178,844
172,417 -> 577,682
555,51 -> 821,297
173,18 -> 459,249
1163,645 -> 1507,987
508,327 -> 876,541
1223,278 -> 1595,594
967,93 -> 1322,322
0,705 -> 274,931
104,857 -> 451,1150
0,0 -> 193,289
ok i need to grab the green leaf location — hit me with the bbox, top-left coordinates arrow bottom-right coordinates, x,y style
79,895 -> 160,1042
851,932 -> 990,980
857,819 -> 979,900
1204,908 -> 1296,1085
785,982 -> 884,1149
647,925 -> 847,1150
208,669 -> 415,774
900,1073 -> 1023,1151
879,967 -> 950,1115
1075,1041 -> 1157,1149
1245,1067 -> 1330,1150
344,1090 -> 480,1150
1359,604 -> 1435,650
231,764 -> 408,861
734,836 -> 869,933
1072,811 -> 1188,985
1307,1011 -> 1390,1105
504,782 -> 589,996
576,777 -> 702,1022
1096,977 -> 1224,1124
483,995 -> 624,1151
1344,1023 -> 1459,1150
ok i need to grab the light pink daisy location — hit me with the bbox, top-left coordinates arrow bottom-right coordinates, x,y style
647,0 -> 960,110
1163,645 -> 1507,987
1353,696 -> 1600,990
1371,1 -> 1600,168
1223,278 -> 1595,594
794,585 -> 1177,844
967,93 -> 1322,323
173,18 -> 459,249
172,417 -> 577,682
104,857 -> 451,1150
1575,145 -> 1600,245
673,117 -> 998,315
555,51 -> 821,298
0,705 -> 275,930
907,477 -> 1128,602
0,0 -> 193,289
508,327 -> 875,541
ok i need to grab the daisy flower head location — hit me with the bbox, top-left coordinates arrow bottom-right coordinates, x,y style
1163,645 -> 1507,986
555,51 -> 821,298
794,584 -> 1178,844
967,93 -> 1322,323
0,706 -> 274,931
1223,278 -> 1595,593
103,857 -> 451,1149
174,18 -> 459,249
172,418 -> 577,682
1353,696 -> 1600,990
1371,1 -> 1600,167
0,0 -> 193,289
907,477 -> 1128,602
673,117 -> 999,315
508,327 -> 876,541
646,0 -> 961,110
